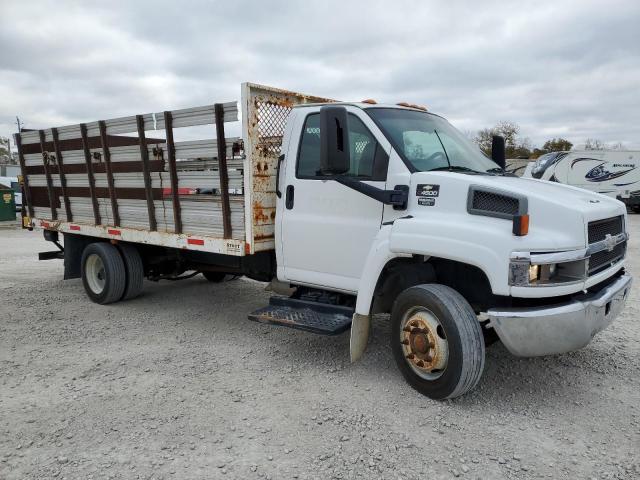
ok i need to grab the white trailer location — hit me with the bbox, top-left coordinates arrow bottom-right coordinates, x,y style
525,150 -> 640,212
16,83 -> 633,399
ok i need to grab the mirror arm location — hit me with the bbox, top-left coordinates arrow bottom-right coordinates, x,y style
334,176 -> 408,210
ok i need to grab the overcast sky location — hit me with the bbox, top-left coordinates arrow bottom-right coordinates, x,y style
1,0 -> 639,150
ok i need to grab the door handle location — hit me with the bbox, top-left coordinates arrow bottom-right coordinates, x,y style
275,154 -> 284,198
285,185 -> 295,209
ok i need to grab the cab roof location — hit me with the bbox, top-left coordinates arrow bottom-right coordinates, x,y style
292,102 -> 427,111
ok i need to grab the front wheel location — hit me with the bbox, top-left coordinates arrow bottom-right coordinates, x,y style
390,284 -> 485,400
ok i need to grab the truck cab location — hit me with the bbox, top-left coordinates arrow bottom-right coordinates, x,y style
269,101 -> 631,399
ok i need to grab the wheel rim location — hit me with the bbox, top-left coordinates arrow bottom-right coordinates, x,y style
85,253 -> 106,294
400,306 -> 449,380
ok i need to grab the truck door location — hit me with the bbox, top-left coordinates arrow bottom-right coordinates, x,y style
278,108 -> 388,293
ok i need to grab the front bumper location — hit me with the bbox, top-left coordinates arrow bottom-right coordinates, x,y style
487,274 -> 632,357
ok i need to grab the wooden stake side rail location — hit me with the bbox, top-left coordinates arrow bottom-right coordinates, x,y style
52,128 -> 73,221
136,115 -> 157,231
163,110 -> 182,234
80,123 -> 101,225
214,103 -> 232,239
15,83 -> 343,257
17,103 -> 239,145
38,129 -> 57,220
14,133 -> 35,218
98,120 -> 120,227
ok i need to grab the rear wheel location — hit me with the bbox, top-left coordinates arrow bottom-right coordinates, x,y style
391,284 -> 485,399
117,243 -> 144,300
81,243 -> 126,304
202,271 -> 227,282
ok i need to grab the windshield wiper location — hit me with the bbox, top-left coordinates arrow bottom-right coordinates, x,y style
486,167 -> 517,176
428,165 -> 485,174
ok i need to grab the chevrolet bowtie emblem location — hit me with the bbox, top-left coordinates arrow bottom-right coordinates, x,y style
604,234 -> 617,252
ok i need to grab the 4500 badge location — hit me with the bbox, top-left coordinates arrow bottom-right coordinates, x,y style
416,184 -> 439,206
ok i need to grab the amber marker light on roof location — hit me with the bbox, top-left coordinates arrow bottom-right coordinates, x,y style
361,99 -> 377,104
396,102 -> 428,111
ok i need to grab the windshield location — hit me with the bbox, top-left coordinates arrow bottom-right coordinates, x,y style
366,108 -> 499,173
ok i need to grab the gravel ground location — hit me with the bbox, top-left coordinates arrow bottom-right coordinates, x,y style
1,216 -> 639,480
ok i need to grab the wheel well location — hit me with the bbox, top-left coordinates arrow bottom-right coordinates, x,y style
371,256 -> 496,314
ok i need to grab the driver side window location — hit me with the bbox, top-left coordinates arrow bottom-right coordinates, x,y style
402,131 -> 448,171
297,113 -> 388,180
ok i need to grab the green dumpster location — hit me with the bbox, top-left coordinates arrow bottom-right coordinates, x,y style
0,186 -> 16,221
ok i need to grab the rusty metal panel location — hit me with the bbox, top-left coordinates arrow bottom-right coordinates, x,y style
242,83 -> 334,254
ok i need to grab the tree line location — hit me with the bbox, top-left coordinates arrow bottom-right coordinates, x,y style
474,121 -> 624,159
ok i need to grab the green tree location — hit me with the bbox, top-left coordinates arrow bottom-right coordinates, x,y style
542,138 -> 573,152
0,137 -> 10,163
475,121 -> 531,158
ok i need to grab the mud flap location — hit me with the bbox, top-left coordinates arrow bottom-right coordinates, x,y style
350,313 -> 371,363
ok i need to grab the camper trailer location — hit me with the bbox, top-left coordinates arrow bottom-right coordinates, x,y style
525,150 -> 640,212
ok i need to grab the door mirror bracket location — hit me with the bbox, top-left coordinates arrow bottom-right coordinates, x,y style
334,176 -> 408,210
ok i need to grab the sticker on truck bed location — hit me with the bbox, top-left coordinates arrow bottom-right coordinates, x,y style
416,184 -> 440,197
418,197 -> 436,206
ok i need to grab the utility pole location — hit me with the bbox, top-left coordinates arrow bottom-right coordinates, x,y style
7,134 -> 13,164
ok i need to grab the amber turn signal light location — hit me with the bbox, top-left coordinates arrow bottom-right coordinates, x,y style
513,214 -> 529,236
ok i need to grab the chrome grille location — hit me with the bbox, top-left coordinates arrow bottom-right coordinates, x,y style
588,216 -> 623,244
589,242 -> 626,275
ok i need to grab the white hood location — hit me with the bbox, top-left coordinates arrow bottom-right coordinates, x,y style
407,172 -> 627,250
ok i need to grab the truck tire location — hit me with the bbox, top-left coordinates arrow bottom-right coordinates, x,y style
81,243 -> 126,305
202,271 -> 227,282
390,284 -> 485,400
117,243 -> 144,300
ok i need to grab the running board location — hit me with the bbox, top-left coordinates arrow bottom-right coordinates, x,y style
248,296 -> 353,335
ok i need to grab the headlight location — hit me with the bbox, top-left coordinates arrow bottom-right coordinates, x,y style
510,254 -> 588,286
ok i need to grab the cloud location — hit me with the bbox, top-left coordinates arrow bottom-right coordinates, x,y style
1,0 -> 639,149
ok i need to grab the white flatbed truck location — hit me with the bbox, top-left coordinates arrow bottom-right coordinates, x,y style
16,83 -> 632,399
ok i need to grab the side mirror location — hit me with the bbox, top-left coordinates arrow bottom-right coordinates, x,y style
320,106 -> 350,175
491,135 -> 506,169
